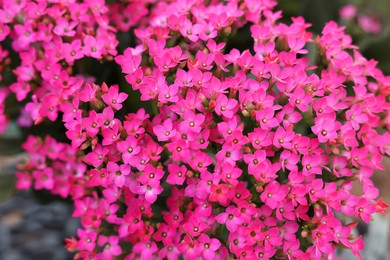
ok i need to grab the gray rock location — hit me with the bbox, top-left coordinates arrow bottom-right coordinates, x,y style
0,249 -> 24,260
0,225 -> 11,250
0,191 -> 76,260
64,217 -> 79,237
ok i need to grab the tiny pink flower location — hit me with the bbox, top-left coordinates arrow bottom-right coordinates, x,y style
216,206 -> 243,232
102,84 -> 128,110
215,94 -> 238,118
153,119 -> 177,141
98,235 -> 122,257
260,181 -> 289,209
198,234 -> 221,259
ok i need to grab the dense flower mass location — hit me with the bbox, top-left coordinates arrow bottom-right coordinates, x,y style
1,0 -> 390,259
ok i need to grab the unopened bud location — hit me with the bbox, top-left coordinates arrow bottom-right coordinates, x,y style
80,140 -> 91,150
223,26 -> 232,36
209,100 -> 216,109
186,170 -> 194,178
242,109 -> 250,117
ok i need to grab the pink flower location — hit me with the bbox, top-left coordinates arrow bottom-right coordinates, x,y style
189,151 -> 213,172
192,69 -> 213,88
53,18 -> 78,37
350,236 -> 365,260
117,136 -> 140,164
248,128 -> 272,149
288,88 -> 312,112
332,156 -> 353,177
178,235 -> 200,259
153,119 -> 177,141
354,198 -> 376,223
209,183 -> 231,206
133,182 -> 163,204
167,164 -> 186,185
180,110 -> 205,134
15,172 -> 32,190
83,35 -> 104,59
77,229 -> 97,252
276,201 -> 296,220
182,216 -> 209,236
198,234 -> 221,259
280,151 -> 299,172
179,19 -> 202,42
157,84 -> 179,103
82,110 -> 103,137
102,84 -> 128,110
312,224 -> 334,255
301,155 -> 322,176
218,163 -> 242,185
39,94 -> 59,121
346,104 -> 368,130
260,181 -> 289,209
65,123 -> 86,148
101,123 -> 120,146
244,150 -> 266,175
63,40 -> 83,63
273,127 -> 294,149
33,168 -> 54,190
312,116 -> 340,143
132,241 -> 159,259
138,164 -> 164,186
255,107 -> 279,129
167,14 -> 187,31
306,179 -> 325,202
13,23 -> 36,51
340,5 -> 357,20
84,145 -> 109,167
216,206 -> 243,232
216,144 -> 243,164
215,94 -> 238,118
264,227 -> 283,249
106,162 -> 131,187
358,15 -> 382,34
98,235 -> 122,257
276,104 -> 302,129
175,69 -> 193,87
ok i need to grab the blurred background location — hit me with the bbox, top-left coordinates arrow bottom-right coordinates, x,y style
1,0 -> 390,259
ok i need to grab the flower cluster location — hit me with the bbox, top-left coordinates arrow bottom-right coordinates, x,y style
0,43 -> 10,133
0,0 -> 150,130
5,0 -> 390,259
16,135 -> 87,199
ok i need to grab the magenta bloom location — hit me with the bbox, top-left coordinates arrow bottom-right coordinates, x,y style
215,94 -> 238,118
98,235 -> 122,257
216,206 -> 243,232
117,136 -> 140,164
153,118 -> 177,142
33,168 -> 54,190
260,181 -> 289,209
312,116 -> 340,143
198,234 -> 221,259
84,145 -> 109,168
102,84 -> 128,110
180,110 -> 205,134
